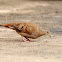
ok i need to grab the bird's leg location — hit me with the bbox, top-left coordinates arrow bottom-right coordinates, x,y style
25,37 -> 33,42
21,37 -> 29,42
26,38 -> 30,41
20,37 -> 33,42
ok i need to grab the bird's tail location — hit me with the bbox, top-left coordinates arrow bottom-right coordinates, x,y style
0,23 -> 13,28
0,25 -> 3,26
0,23 -> 20,30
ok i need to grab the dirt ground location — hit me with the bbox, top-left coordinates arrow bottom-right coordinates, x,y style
0,1 -> 62,62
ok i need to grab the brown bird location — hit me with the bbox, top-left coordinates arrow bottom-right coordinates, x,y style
0,23 -> 50,42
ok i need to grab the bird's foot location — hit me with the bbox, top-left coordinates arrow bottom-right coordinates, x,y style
26,38 -> 33,42
20,37 -> 29,42
20,37 -> 34,42
23,39 -> 29,42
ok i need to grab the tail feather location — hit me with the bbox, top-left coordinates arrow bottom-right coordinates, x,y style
0,25 -> 3,26
0,24 -> 10,28
0,23 -> 15,29
0,23 -> 20,29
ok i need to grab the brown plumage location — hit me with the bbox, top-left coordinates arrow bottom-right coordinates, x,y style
0,23 -> 50,42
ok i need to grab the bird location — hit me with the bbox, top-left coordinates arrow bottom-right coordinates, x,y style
0,22 -> 50,42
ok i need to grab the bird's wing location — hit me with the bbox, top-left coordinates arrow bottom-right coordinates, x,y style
13,23 -> 35,35
11,24 -> 38,38
11,25 -> 22,32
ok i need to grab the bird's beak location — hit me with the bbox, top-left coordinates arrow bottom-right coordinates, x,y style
48,34 -> 51,37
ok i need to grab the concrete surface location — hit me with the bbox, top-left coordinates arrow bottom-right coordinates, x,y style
0,1 -> 62,62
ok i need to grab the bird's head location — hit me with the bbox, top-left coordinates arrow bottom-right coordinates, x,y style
40,30 -> 51,37
44,31 -> 51,37
45,31 -> 49,35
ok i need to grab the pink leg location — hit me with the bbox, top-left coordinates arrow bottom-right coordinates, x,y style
26,38 -> 31,41
20,37 -> 34,42
27,39 -> 34,42
20,37 -> 29,42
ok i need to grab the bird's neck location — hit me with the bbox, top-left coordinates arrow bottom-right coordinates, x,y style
40,31 -> 47,36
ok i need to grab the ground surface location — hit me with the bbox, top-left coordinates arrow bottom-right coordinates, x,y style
0,1 -> 62,62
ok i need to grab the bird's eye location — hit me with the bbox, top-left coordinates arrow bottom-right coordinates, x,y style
47,31 -> 49,33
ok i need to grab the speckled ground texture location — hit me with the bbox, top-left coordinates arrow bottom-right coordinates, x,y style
0,1 -> 62,62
